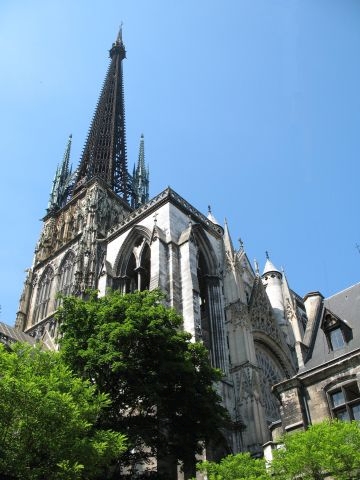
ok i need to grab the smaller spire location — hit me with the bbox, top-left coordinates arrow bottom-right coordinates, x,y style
47,135 -> 73,214
223,218 -> 235,256
132,134 -> 149,208
254,258 -> 260,275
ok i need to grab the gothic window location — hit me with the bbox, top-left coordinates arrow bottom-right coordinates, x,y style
197,251 -> 211,351
256,347 -> 284,424
125,253 -> 137,293
139,243 -> 150,291
124,240 -> 151,293
33,266 -> 54,323
328,382 -> 360,421
56,251 -> 75,306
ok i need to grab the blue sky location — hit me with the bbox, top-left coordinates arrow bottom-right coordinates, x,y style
1,0 -> 359,324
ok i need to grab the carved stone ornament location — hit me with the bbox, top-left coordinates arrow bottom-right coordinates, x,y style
251,312 -> 281,344
226,300 -> 250,328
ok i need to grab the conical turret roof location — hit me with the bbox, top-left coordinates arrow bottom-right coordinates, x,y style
262,258 -> 282,276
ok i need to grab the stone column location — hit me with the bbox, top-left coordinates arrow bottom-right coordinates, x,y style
206,275 -> 228,374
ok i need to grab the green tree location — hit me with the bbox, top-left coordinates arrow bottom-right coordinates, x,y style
57,289 -> 227,478
196,452 -> 269,480
0,343 -> 126,480
271,420 -> 360,480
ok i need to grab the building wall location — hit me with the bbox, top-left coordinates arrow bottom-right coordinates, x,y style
16,182 -> 299,467
273,285 -> 360,443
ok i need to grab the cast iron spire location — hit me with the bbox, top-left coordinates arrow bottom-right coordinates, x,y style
73,27 -> 130,202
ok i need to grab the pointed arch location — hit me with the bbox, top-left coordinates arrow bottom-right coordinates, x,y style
192,224 -> 218,275
33,265 -> 55,324
114,226 -> 152,293
56,250 -> 76,305
254,338 -> 291,425
191,225 -> 227,371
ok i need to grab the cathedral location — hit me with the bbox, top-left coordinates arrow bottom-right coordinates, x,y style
13,30 -> 330,476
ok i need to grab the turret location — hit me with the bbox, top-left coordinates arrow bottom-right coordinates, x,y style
261,253 -> 286,326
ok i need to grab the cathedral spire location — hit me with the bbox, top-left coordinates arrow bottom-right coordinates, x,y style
132,134 -> 149,208
47,135 -> 73,214
72,30 -> 130,202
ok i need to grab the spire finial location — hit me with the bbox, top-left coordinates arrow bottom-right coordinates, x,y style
265,250 -> 270,260
238,238 -> 244,249
254,258 -> 259,275
208,205 -> 212,214
117,22 -> 123,43
153,212 -> 158,225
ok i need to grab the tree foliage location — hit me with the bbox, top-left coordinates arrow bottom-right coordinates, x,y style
0,343 -> 126,480
271,419 -> 360,480
57,289 -> 227,476
196,420 -> 360,480
196,452 -> 268,480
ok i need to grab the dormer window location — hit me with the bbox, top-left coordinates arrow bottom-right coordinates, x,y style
329,327 -> 345,350
322,311 -> 352,352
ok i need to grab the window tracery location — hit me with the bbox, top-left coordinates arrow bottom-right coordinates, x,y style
56,251 -> 76,305
256,347 -> 284,423
197,251 -> 211,350
33,266 -> 54,324
123,239 -> 150,293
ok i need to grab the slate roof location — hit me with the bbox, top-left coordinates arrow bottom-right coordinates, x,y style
324,282 -> 360,328
0,321 -> 36,346
302,283 -> 360,371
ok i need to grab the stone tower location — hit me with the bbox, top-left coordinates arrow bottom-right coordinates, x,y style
15,30 -> 149,343
16,30 -> 302,476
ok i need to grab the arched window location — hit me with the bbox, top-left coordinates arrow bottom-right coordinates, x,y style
34,266 -> 54,324
194,235 -> 227,371
56,251 -> 75,305
125,253 -> 137,293
255,346 -> 284,424
197,251 -> 211,350
139,243 -> 150,291
123,239 -> 151,293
